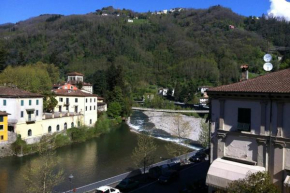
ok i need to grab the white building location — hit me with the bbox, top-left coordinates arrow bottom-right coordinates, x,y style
0,86 -> 98,144
66,72 -> 93,94
206,69 -> 290,192
128,19 -> 134,23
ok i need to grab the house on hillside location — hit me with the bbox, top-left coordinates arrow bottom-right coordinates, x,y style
206,68 -> 290,192
65,72 -> 93,94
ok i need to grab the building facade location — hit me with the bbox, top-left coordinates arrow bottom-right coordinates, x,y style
206,69 -> 290,192
0,86 -> 98,144
0,111 -> 9,142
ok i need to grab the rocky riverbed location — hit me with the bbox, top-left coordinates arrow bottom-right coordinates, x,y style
143,111 -> 203,141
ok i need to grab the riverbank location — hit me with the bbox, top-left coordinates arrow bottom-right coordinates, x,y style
127,111 -> 204,150
143,111 -> 202,141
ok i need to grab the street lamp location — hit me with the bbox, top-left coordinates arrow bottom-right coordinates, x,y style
68,174 -> 74,192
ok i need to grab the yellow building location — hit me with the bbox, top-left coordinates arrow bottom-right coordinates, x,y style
0,111 -> 9,142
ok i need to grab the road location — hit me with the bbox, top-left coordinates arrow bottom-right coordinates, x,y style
128,161 -> 209,193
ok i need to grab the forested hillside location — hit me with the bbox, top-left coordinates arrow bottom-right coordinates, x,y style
0,5 -> 289,102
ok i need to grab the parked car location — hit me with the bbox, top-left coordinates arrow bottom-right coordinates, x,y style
158,170 -> 179,184
149,166 -> 162,179
189,151 -> 206,163
149,162 -> 180,179
95,186 -> 120,193
116,178 -> 139,191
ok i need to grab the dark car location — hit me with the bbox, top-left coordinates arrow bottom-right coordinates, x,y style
158,170 -> 179,184
189,151 -> 206,163
116,179 -> 139,191
149,166 -> 162,179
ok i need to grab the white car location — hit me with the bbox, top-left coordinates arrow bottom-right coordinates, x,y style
95,186 -> 120,193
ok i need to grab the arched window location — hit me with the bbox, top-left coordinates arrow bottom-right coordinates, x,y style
71,122 -> 74,128
56,125 -> 60,131
28,129 -> 32,136
48,126 -> 52,133
64,122 -> 67,130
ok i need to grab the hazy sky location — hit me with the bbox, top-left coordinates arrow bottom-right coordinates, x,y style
0,0 -> 288,24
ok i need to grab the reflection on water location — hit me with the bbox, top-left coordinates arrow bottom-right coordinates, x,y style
0,123 -> 177,193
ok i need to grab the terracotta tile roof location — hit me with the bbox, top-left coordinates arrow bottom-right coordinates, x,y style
0,111 -> 10,116
0,87 -> 43,98
208,68 -> 290,94
67,72 -> 84,76
53,89 -> 97,97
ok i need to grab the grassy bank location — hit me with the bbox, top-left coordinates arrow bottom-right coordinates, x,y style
10,113 -> 116,156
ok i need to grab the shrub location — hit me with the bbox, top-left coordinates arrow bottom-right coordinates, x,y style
55,134 -> 71,147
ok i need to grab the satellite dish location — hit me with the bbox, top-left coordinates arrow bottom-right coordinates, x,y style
263,63 -> 273,71
263,54 -> 272,62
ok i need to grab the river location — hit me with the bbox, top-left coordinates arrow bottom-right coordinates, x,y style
0,111 -> 196,193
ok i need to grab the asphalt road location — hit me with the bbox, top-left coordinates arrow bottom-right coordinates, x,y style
127,161 -> 209,193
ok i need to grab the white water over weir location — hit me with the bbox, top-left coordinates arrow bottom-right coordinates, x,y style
131,107 -> 209,114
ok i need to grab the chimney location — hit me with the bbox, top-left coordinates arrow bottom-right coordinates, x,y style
240,65 -> 249,81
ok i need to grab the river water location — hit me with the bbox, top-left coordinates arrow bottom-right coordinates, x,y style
0,111 -> 195,193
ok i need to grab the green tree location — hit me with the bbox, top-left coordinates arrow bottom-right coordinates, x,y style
166,114 -> 192,157
198,119 -> 209,148
224,172 -> 279,193
23,135 -> 64,193
43,94 -> 58,113
132,134 -> 156,174
107,101 -> 122,118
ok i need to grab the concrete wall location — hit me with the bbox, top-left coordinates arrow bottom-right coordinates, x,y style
225,135 -> 258,162
16,114 -> 83,143
223,99 -> 261,134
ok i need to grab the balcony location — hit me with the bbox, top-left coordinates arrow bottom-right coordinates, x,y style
237,122 -> 250,132
26,118 -> 36,124
63,103 -> 70,106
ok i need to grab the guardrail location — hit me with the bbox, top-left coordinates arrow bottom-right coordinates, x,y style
64,151 -> 197,193
132,107 -> 209,114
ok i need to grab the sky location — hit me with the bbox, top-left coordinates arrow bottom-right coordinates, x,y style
0,0 -> 289,24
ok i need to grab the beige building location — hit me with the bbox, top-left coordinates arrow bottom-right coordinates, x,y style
206,69 -> 290,192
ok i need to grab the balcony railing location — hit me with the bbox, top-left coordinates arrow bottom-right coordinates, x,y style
26,118 -> 36,124
237,122 -> 250,132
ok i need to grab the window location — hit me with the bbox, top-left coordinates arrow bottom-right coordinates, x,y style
86,98 -> 88,103
29,100 -> 32,106
90,106 -> 91,110
36,110 -> 39,116
64,123 -> 67,130
71,122 -> 74,128
48,126 -> 52,133
3,100 -> 6,106
0,135 -> 3,140
94,106 -> 96,110
36,100 -> 39,105
90,98 -> 92,103
66,106 -> 68,111
78,121 -> 80,127
56,125 -> 60,131
0,116 -> 3,122
21,100 -> 24,106
237,108 -> 251,131
90,119 -> 92,124
0,125 -> 3,130
28,129 -> 32,136
75,98 -> 78,103
21,111 -> 24,118
60,98 -> 63,102
94,98 -> 96,102
86,106 -> 87,111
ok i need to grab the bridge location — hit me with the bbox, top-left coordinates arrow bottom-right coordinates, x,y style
131,107 -> 209,114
